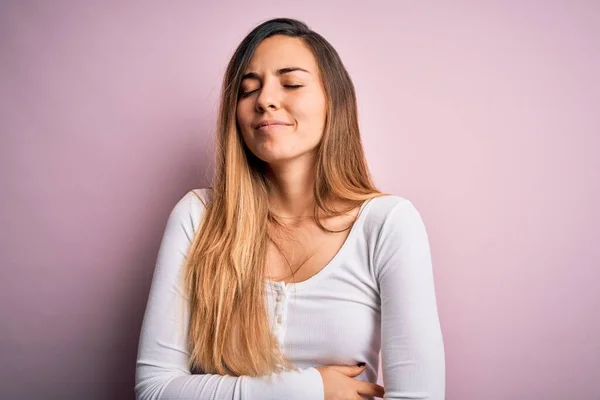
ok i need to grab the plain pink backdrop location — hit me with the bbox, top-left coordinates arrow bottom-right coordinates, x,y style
1,1 -> 598,399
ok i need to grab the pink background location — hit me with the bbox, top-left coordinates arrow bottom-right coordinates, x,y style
1,1 -> 598,399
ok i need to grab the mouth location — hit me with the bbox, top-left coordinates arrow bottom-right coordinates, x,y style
256,123 -> 292,131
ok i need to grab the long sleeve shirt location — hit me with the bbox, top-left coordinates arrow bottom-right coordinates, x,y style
135,188 -> 445,400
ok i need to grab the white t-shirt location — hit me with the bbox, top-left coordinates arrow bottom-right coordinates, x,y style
135,188 -> 445,399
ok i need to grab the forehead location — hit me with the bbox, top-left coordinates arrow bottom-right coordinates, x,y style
244,35 -> 318,75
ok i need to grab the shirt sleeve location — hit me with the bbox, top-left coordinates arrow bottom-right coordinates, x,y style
374,198 -> 446,399
135,190 -> 325,400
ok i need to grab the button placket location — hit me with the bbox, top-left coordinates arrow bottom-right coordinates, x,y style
273,284 -> 288,342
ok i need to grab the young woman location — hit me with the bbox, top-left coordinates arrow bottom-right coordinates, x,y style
135,17 -> 445,400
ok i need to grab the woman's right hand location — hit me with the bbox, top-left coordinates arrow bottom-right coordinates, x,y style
315,364 -> 385,400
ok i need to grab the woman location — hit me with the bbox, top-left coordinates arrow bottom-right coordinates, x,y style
135,17 -> 445,400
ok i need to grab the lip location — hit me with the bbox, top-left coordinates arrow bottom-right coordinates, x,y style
257,124 -> 292,132
254,119 -> 293,129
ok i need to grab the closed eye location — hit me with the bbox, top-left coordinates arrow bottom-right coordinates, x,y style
239,85 -> 304,99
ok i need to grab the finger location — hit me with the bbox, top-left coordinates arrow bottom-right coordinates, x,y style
356,381 -> 385,398
329,364 -> 366,377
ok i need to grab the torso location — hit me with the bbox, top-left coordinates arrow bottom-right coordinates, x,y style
265,201 -> 363,285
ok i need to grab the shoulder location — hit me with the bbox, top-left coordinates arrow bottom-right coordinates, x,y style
363,194 -> 421,233
173,187 -> 212,210
167,187 -> 213,236
365,194 -> 430,259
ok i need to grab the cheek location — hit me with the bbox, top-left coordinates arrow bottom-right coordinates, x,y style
237,100 -> 257,124
235,104 -> 246,126
235,106 -> 253,144
294,95 -> 326,126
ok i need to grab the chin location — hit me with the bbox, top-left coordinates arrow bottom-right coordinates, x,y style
252,147 -> 309,165
246,138 -> 318,165
255,152 -> 296,164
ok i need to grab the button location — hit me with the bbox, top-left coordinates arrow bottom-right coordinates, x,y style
276,315 -> 283,324
276,294 -> 284,302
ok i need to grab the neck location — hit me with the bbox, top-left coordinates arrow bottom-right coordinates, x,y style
266,155 -> 317,218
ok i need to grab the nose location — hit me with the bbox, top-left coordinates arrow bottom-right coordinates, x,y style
255,82 -> 281,113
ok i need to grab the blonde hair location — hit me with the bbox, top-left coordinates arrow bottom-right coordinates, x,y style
184,17 -> 387,377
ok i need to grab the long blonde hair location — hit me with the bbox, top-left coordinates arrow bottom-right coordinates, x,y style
184,17 -> 386,377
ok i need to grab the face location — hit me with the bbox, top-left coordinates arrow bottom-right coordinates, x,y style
236,35 -> 327,166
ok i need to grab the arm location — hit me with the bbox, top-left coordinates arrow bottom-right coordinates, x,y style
375,199 -> 446,399
135,190 -> 324,400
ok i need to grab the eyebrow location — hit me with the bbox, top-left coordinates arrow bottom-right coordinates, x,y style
241,67 -> 311,82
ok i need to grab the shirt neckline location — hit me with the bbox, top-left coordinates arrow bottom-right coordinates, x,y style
265,196 -> 376,293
